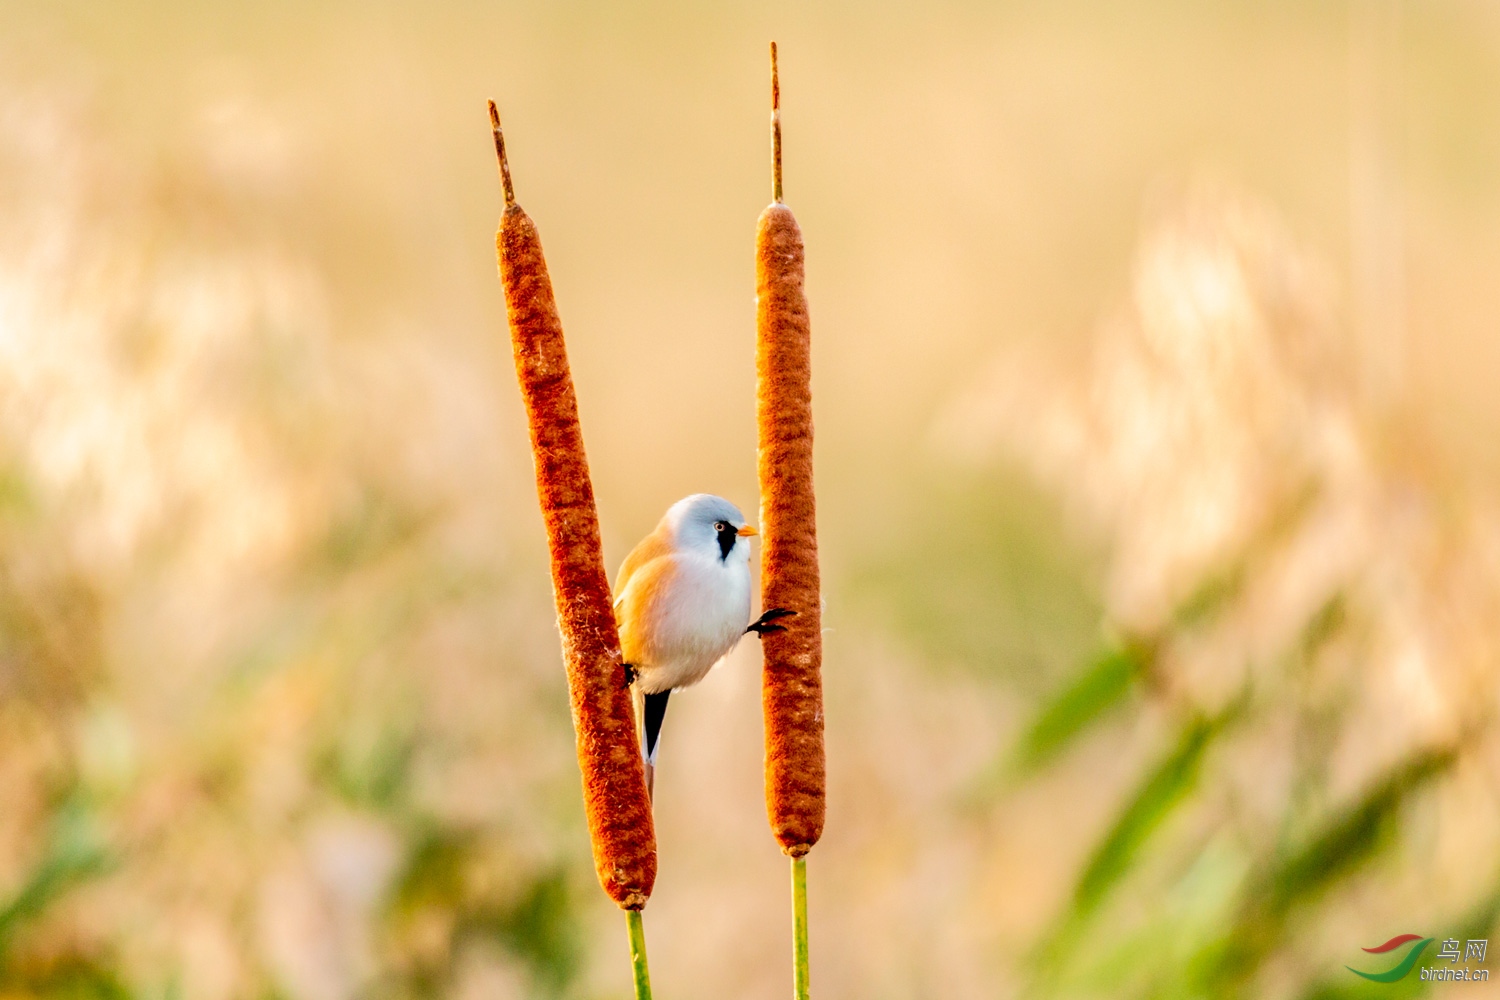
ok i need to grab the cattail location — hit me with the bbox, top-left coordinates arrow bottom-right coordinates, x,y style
757,45 -> 826,860
756,46 -> 824,1000
489,102 -> 656,913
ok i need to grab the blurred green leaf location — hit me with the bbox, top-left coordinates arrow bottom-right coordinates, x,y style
1295,863 -> 1500,1000
1072,707 -> 1236,919
0,955 -> 133,999
1454,871 -> 1500,952
384,828 -> 582,997
1195,745 -> 1458,992
1031,704 -> 1241,985
1172,562 -> 1248,631
0,796 -> 112,958
1297,594 -> 1348,662
319,721 -> 416,811
1010,641 -> 1149,776
1262,747 -> 1455,920
1040,833 -> 1252,1000
470,868 -> 579,996
388,827 -> 473,917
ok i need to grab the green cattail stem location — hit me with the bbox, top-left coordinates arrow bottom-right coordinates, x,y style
627,909 -> 653,1000
792,855 -> 810,1000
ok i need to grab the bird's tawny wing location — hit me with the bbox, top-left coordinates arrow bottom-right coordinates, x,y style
614,555 -> 681,667
613,530 -> 674,610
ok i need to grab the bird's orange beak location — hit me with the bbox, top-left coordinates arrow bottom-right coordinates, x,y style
737,524 -> 758,537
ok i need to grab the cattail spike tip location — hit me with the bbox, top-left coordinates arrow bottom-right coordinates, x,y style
770,42 -> 783,204
488,99 -> 516,207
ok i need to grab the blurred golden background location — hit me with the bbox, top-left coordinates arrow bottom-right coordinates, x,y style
3,1 -> 1500,997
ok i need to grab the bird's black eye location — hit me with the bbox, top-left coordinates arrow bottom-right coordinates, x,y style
713,521 -> 728,533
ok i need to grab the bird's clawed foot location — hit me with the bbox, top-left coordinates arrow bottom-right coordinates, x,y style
622,663 -> 637,688
746,608 -> 797,636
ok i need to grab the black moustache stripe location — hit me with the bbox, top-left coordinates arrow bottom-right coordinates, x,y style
717,525 -> 737,561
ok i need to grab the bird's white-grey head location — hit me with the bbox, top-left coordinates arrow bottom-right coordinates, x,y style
663,493 -> 754,563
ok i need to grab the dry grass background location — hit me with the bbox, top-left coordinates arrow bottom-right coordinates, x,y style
3,1 -> 1500,998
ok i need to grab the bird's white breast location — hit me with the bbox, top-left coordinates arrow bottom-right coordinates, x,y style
630,552 -> 752,694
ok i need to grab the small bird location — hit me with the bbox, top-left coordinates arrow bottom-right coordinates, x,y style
614,494 -> 793,795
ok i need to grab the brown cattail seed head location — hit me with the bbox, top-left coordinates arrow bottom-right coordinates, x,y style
756,201 -> 826,856
498,197 -> 656,908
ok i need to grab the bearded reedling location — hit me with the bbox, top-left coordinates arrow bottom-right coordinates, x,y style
613,494 -> 794,796
755,44 -> 825,1000
489,101 -> 656,999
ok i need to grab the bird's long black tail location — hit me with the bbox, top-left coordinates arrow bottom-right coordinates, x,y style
639,689 -> 670,799
643,690 -> 670,764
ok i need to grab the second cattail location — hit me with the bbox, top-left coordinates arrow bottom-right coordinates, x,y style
757,42 -> 826,860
